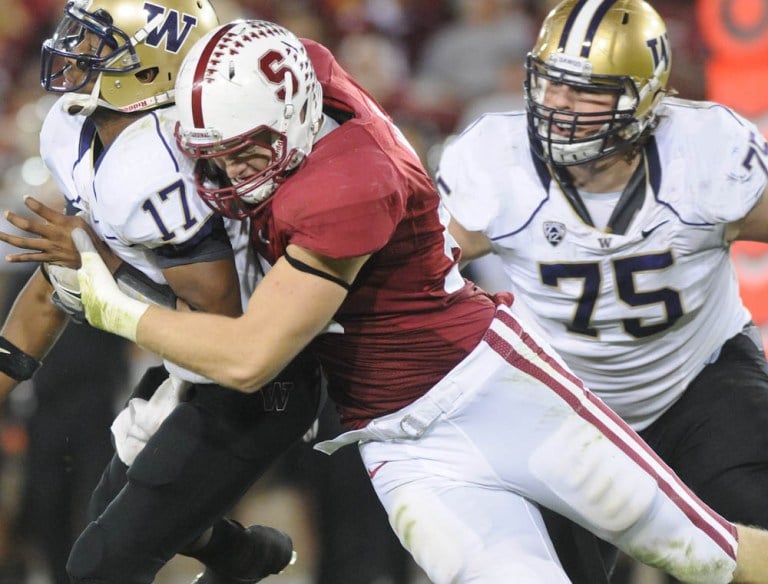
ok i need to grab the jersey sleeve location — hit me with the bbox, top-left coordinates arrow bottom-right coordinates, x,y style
39,97 -> 89,207
436,115 -> 504,232
151,215 -> 233,269
683,104 -> 768,224
280,143 -> 407,259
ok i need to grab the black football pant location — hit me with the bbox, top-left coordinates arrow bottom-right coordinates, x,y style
640,325 -> 768,527
66,352 -> 323,584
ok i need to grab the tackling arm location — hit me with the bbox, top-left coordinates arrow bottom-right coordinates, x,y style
138,243 -> 366,390
76,229 -> 367,391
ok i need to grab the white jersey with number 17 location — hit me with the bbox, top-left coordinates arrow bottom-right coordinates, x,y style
39,97 -> 258,383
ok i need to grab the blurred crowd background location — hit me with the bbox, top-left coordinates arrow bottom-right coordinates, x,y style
0,1 -> 766,583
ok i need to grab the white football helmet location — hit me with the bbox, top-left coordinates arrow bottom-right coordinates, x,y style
41,0 -> 219,115
174,20 -> 323,218
525,0 -> 671,166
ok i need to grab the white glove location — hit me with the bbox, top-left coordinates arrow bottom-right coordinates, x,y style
111,375 -> 191,466
72,228 -> 149,342
47,263 -> 85,322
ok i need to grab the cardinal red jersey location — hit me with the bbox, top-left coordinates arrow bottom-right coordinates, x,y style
250,41 -> 501,428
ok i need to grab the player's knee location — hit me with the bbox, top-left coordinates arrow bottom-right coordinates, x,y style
386,486 -> 542,584
67,521 -> 108,581
462,555 -> 568,584
67,520 -> 163,584
387,490 -> 465,583
389,499 -> 567,584
530,416 -> 657,533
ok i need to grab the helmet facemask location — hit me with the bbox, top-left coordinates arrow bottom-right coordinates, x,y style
179,124 -> 303,220
41,2 -> 139,96
525,0 -> 671,167
525,54 -> 645,166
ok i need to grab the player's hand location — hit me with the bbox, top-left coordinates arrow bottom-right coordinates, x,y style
73,228 -> 149,342
0,196 -> 93,268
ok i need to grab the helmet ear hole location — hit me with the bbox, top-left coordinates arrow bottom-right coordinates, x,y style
299,101 -> 308,124
92,8 -> 113,25
135,67 -> 158,84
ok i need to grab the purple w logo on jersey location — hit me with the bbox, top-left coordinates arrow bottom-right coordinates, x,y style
143,2 -> 198,54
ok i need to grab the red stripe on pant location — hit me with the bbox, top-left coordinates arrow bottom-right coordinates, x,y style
482,308 -> 737,558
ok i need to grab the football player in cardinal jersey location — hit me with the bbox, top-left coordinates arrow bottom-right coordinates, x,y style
0,1 -> 322,582
437,0 -> 768,578
73,17 -> 768,584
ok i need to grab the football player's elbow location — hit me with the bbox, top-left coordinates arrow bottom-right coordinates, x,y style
234,378 -> 265,394
219,367 -> 261,393
221,360 -> 272,394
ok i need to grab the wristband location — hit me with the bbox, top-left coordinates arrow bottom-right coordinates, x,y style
0,336 -> 42,381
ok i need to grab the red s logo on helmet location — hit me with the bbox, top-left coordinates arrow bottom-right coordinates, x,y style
259,50 -> 299,102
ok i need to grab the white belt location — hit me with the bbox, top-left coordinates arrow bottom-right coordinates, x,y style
314,376 -> 463,455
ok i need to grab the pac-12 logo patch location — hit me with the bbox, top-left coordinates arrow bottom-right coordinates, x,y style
543,221 -> 566,246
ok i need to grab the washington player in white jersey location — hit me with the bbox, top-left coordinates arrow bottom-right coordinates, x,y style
438,0 -> 768,578
71,17 -> 768,584
0,1 -> 321,583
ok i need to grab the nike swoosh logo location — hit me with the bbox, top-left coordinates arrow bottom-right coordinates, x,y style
641,220 -> 669,238
368,461 -> 388,479
0,348 -> 10,355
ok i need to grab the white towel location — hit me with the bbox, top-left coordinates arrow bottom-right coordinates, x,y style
111,375 -> 191,465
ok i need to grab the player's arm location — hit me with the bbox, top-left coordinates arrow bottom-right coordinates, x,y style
725,183 -> 768,243
139,243 -> 367,390
147,214 -> 243,316
76,232 -> 367,392
0,267 -> 68,401
448,216 -> 494,266
160,258 -> 242,316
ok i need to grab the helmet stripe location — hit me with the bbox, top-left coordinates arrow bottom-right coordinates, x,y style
559,0 -> 591,50
560,0 -> 621,58
191,23 -> 237,129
